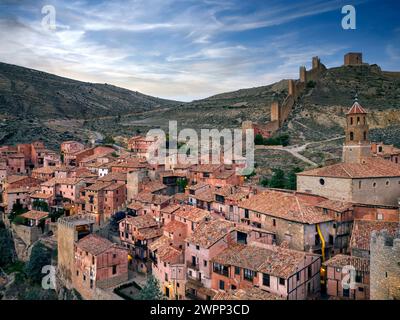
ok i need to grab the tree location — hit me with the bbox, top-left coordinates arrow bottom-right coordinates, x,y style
24,242 -> 52,284
136,275 -> 165,300
260,177 -> 269,187
177,178 -> 188,193
254,134 -> 264,145
0,222 -> 13,267
268,169 -> 286,189
103,135 -> 115,145
285,167 -> 302,190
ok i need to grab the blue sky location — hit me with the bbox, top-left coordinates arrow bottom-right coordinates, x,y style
0,0 -> 399,101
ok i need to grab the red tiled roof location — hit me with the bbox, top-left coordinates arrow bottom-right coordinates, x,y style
163,220 -> 186,233
350,219 -> 398,251
324,254 -> 369,272
347,101 -> 367,115
187,220 -> 234,248
298,157 -> 400,178
76,234 -> 116,256
124,214 -> 158,229
213,287 -> 284,300
213,244 -> 318,279
174,205 -> 211,223
20,210 -> 49,221
239,190 -> 332,224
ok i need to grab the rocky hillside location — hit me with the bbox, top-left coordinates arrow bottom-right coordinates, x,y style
0,62 -> 180,120
0,60 -> 399,154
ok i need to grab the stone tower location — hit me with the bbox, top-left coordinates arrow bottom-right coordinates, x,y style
57,214 -> 95,287
370,229 -> 400,300
342,97 -> 371,163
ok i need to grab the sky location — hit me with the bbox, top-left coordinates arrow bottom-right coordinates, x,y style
0,0 -> 399,101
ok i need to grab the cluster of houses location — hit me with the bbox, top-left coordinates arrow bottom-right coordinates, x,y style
0,99 -> 400,300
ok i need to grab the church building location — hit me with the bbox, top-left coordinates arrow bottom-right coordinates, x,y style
297,99 -> 400,206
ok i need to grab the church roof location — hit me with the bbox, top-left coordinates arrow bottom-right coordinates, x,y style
347,101 -> 367,115
298,157 -> 400,179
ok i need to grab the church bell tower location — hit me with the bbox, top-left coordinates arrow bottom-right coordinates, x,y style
342,96 -> 371,163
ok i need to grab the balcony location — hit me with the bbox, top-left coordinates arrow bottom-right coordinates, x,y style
186,261 -> 199,271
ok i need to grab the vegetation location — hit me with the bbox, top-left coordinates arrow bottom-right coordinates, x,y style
0,221 -> 14,268
24,242 -> 52,284
32,200 -> 49,212
177,178 -> 188,192
8,202 -> 28,223
254,134 -> 290,147
136,275 -> 165,300
103,135 -> 115,145
262,167 -> 302,190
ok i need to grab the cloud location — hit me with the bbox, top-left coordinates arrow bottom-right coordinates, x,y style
0,0 -> 393,101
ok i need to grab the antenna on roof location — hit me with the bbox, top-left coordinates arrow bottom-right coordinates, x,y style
354,92 -> 359,102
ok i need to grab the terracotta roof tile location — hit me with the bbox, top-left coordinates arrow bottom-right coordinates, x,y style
324,254 -> 369,272
76,234 -> 116,256
239,190 -> 332,224
350,219 -> 398,251
298,157 -> 400,178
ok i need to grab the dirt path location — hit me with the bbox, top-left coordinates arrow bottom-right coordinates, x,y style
256,135 -> 345,166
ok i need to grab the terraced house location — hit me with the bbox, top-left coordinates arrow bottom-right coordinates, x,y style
211,243 -> 321,300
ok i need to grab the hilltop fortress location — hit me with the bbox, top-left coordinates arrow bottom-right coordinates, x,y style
243,52 -> 364,138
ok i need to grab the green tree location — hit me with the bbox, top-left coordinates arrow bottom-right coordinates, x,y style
254,134 -> 264,145
103,135 -> 115,145
268,169 -> 286,189
32,200 -> 49,212
0,221 -> 14,267
24,242 -> 52,284
177,178 -> 188,193
259,177 -> 269,187
136,275 -> 165,300
284,167 -> 302,190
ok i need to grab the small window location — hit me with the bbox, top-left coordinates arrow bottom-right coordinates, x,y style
386,181 -> 390,186
219,280 -> 225,290
279,278 -> 285,286
272,219 -> 276,227
296,272 -> 300,281
112,265 -> 117,275
235,266 -> 241,275
350,132 -> 354,141
196,245 -> 200,251
373,182 -> 377,188
263,273 -> 270,287
319,178 -> 325,186
203,260 -> 207,267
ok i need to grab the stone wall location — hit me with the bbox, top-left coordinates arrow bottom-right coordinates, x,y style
370,229 -> 400,300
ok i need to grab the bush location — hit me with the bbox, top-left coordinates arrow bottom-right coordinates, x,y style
24,242 -> 52,284
136,275 -> 165,300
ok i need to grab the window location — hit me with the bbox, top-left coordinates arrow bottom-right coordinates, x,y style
343,288 -> 350,297
319,178 -> 325,186
235,266 -> 241,275
386,181 -> 390,186
213,263 -> 229,277
358,181 -> 362,189
244,209 -> 249,219
112,265 -> 117,275
90,279 -> 93,289
373,182 -> 377,188
364,131 -> 367,140
377,213 -> 383,221
358,287 -> 364,292
350,132 -> 354,141
272,219 -> 276,227
279,278 -> 285,286
296,272 -> 300,281
196,245 -> 200,251
263,273 -> 270,287
244,269 -> 255,281
350,117 -> 353,125
92,257 -> 95,265
219,280 -> 225,290
165,273 -> 168,282
203,260 -> 207,267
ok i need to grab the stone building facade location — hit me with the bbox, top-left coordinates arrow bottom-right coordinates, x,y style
370,229 -> 400,300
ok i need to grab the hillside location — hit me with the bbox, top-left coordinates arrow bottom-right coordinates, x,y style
1,61 -> 399,159
0,62 -> 180,120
